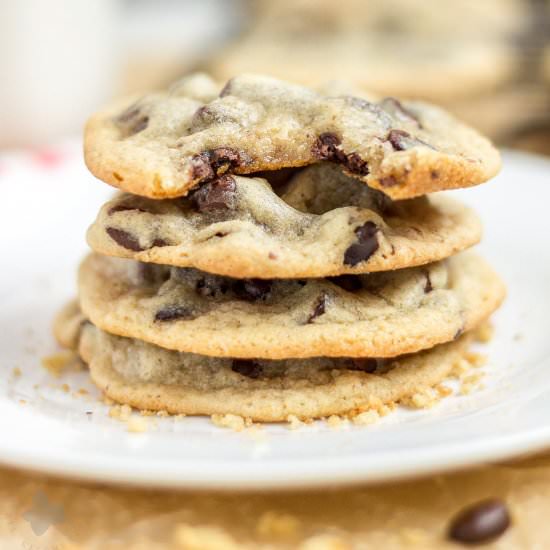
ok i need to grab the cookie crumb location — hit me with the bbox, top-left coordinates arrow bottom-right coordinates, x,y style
465,352 -> 487,368
401,388 -> 440,409
327,415 -> 349,428
109,404 -> 132,421
436,384 -> 453,398
351,410 -> 380,425
474,322 -> 493,343
211,413 -> 246,431
461,372 -> 485,395
11,367 -> 21,378
19,399 -> 27,405
127,416 -> 149,433
61,383 -> 70,393
174,523 -> 241,550
256,511 -> 301,538
41,350 -> 76,377
287,415 -> 306,430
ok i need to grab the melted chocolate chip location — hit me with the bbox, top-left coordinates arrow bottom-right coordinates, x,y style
448,499 -> 510,545
424,271 -> 433,293
151,238 -> 169,248
189,175 -> 237,212
108,204 -> 151,215
379,97 -> 421,127
231,360 -> 263,379
312,133 -> 344,161
116,105 -> 149,136
154,305 -> 194,322
343,222 -> 380,267
307,293 -> 327,323
190,148 -> 252,183
106,227 -> 145,252
329,275 -> 363,292
345,152 -> 369,176
387,129 -> 413,151
233,279 -> 272,301
312,133 -> 369,175
190,151 -> 215,181
346,358 -> 378,373
195,275 -> 230,298
387,129 -> 434,151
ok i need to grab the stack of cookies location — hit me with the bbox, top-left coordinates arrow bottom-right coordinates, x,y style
55,73 -> 505,422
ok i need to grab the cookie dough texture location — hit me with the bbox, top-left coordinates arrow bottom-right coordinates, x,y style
78,252 -> 505,359
87,163 -> 482,278
56,303 -> 473,421
84,73 -> 501,201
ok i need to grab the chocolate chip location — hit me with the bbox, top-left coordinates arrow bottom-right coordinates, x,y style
431,170 -> 439,180
190,151 -> 215,182
312,133 -> 345,161
219,79 -> 234,97
231,360 -> 262,379
346,358 -> 379,373
151,238 -> 169,248
343,222 -> 380,267
387,129 -> 413,151
387,129 -> 434,151
108,204 -> 151,215
312,133 -> 369,175
345,152 -> 369,176
379,97 -> 421,127
233,279 -> 272,301
424,271 -> 433,293
189,175 -> 237,212
448,499 -> 510,545
454,326 -> 464,340
195,275 -> 229,298
116,104 -> 149,136
329,275 -> 363,292
154,305 -> 194,322
307,293 -> 328,323
106,227 -> 144,252
190,148 -> 252,183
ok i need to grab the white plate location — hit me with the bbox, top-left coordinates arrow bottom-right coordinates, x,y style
1,144 -> 549,490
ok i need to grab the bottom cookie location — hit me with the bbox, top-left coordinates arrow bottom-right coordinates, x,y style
55,301 -> 476,422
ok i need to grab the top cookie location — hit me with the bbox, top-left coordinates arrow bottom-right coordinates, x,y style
84,73 -> 501,200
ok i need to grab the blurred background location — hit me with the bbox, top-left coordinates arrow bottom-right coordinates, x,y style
1,0 -> 549,154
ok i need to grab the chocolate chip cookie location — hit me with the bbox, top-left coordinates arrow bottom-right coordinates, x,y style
55,301 -> 474,421
86,163 -> 481,278
77,252 -> 505,359
84,73 -> 500,201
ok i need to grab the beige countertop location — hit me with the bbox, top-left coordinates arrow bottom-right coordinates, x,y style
3,451 -> 550,549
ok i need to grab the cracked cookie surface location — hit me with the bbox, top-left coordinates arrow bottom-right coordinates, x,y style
78,252 -> 505,359
84,73 -> 500,201
87,164 -> 481,278
55,302 -> 474,421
